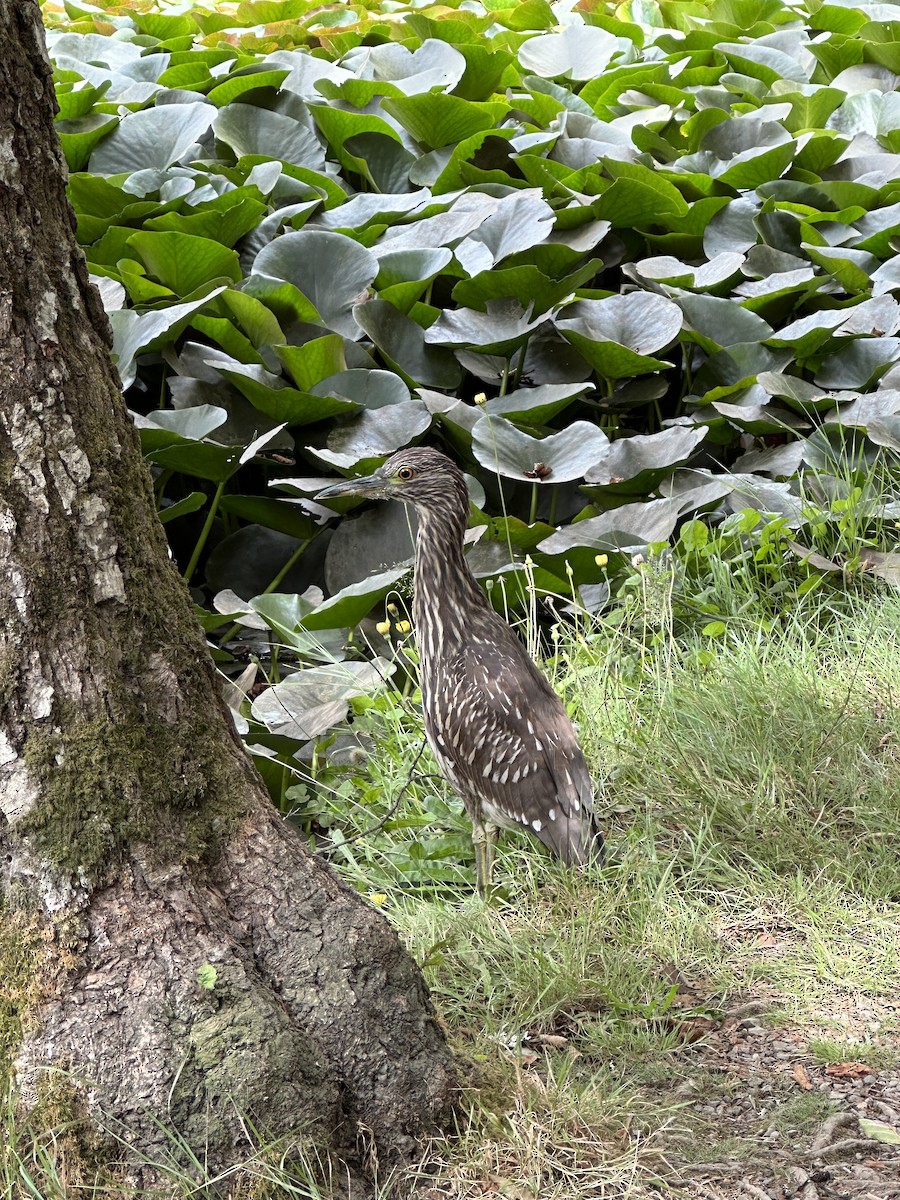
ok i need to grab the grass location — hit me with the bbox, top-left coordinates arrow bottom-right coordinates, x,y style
383,586 -> 900,1194
5,585 -> 900,1197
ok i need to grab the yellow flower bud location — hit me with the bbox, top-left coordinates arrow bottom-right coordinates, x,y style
595,554 -> 608,567
474,392 -> 488,405
396,620 -> 411,634
376,620 -> 391,635
369,893 -> 388,906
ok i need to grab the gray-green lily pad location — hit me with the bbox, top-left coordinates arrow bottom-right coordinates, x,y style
678,295 -> 774,352
355,299 -> 462,388
517,25 -> 618,82
134,404 -> 243,482
353,39 -> 466,95
90,102 -> 215,174
628,252 -> 745,292
251,659 -> 394,740
815,339 -> 900,389
539,497 -> 685,556
583,426 -> 708,493
312,369 -> 411,410
425,299 -> 545,355
109,287 -> 227,388
556,293 -> 682,379
304,565 -> 410,630
253,230 -> 378,339
472,415 -> 609,482
324,503 -> 416,593
213,103 -> 327,172
311,399 -> 433,469
483,382 -> 594,426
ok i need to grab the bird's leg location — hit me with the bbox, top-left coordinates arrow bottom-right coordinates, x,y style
471,819 -> 488,898
483,823 -> 499,897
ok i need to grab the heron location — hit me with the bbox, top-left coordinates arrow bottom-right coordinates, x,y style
317,447 -> 604,895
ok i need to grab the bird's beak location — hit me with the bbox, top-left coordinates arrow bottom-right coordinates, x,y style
316,470 -> 387,501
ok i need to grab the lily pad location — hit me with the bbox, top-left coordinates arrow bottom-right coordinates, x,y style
583,426 -> 709,494
556,293 -> 682,379
518,25 -> 618,82
253,230 -> 378,339
472,416 -> 609,482
90,102 -> 215,174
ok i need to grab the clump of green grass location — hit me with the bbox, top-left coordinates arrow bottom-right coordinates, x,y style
806,1039 -> 900,1069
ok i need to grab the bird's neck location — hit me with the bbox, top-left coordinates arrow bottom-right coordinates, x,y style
413,505 -> 487,654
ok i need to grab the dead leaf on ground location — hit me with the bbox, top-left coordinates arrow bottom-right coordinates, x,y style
861,550 -> 900,586
788,541 -> 842,572
755,931 -> 778,948
532,1033 -> 569,1049
825,1061 -> 875,1078
672,1017 -> 718,1043
793,1062 -> 813,1090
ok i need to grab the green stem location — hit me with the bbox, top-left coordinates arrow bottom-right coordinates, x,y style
529,482 -> 539,525
499,357 -> 511,397
183,480 -> 225,584
154,468 -> 173,501
219,533 -> 318,646
548,487 -> 558,528
512,340 -> 529,390
265,535 -> 314,595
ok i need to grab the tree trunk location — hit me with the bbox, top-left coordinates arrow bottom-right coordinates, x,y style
0,2 -> 455,1188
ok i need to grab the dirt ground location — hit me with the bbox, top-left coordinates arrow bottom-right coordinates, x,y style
658,991 -> 900,1200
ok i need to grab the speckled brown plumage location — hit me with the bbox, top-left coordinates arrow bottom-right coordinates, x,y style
318,447 -> 604,894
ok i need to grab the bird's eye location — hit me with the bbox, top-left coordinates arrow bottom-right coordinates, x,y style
397,467 -> 415,481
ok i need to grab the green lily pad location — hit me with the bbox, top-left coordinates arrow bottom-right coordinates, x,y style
127,231 -> 241,294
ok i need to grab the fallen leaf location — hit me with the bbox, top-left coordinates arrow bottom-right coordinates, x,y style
788,541 -> 842,572
825,1061 -> 875,1078
672,1017 -> 718,1043
860,550 -> 900,586
859,1118 -> 900,1145
756,931 -> 778,948
533,1033 -> 569,1049
793,1062 -> 813,1090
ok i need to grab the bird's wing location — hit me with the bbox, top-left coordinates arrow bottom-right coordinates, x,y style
431,638 -> 602,866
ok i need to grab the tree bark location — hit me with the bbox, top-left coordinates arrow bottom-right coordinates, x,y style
0,2 -> 455,1187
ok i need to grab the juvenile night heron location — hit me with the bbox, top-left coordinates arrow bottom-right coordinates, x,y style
317,447 -> 604,895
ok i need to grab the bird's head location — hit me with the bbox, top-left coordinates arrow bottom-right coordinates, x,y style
316,447 -> 469,516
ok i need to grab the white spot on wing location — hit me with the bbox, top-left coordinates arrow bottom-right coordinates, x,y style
532,819 -> 542,832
